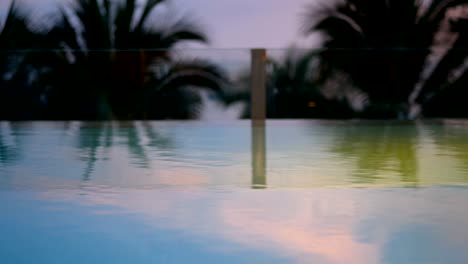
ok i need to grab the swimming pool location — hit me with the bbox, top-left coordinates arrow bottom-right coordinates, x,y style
1,120 -> 467,263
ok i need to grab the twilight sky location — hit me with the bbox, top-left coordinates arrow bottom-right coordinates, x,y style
169,0 -> 318,48
1,0 -> 320,49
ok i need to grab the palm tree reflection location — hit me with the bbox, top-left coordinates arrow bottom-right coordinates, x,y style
77,122 -> 113,181
76,121 -> 174,181
116,122 -> 150,169
0,122 -> 25,166
428,121 -> 468,178
330,122 -> 419,185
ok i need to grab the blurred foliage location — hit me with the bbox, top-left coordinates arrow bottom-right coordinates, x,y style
39,0 -> 230,120
266,49 -> 354,118
227,49 -> 356,119
416,8 -> 468,117
1,0 -> 230,120
1,0 -> 468,119
305,0 -> 468,119
0,0 -> 45,120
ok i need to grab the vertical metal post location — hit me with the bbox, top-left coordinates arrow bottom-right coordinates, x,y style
251,49 -> 267,189
250,49 -> 267,123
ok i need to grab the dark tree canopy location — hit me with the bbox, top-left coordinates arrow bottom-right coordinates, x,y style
305,0 -> 468,118
0,0 -> 230,120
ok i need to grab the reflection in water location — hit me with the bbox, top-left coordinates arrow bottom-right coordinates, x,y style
116,122 -> 150,169
329,122 -> 419,185
382,223 -> 468,264
1,121 -> 468,263
18,186 -> 467,264
252,121 -> 267,188
77,123 -> 113,181
428,121 -> 468,178
76,121 -> 174,181
0,122 -> 26,166
1,120 -> 468,188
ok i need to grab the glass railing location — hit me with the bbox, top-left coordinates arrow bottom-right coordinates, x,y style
2,46 -> 466,121
2,48 -> 468,189
0,48 -> 252,121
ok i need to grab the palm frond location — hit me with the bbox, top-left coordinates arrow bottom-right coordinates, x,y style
51,8 -> 82,51
114,0 -> 137,46
158,21 -> 208,48
415,13 -> 468,111
304,0 -> 468,118
424,0 -> 468,22
35,0 -> 222,120
0,0 -> 34,50
134,0 -> 166,33
148,60 -> 229,95
71,0 -> 112,50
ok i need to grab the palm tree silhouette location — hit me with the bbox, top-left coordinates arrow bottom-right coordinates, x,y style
227,48 -> 355,119
414,8 -> 468,117
266,49 -> 354,118
304,0 -> 468,118
0,0 -> 43,120
39,0 -> 229,120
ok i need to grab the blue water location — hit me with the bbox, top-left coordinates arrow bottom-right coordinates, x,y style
1,120 -> 468,264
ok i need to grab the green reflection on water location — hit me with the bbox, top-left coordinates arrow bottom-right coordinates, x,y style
330,124 -> 419,185
429,123 -> 468,179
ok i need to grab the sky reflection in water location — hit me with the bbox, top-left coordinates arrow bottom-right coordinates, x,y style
1,120 -> 468,264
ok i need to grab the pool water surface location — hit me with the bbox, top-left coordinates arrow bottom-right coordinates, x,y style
1,120 -> 467,264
